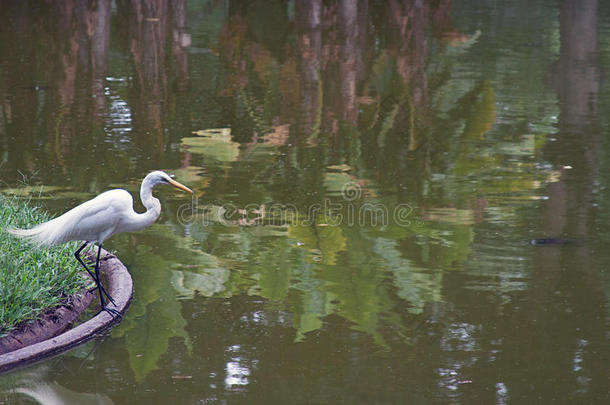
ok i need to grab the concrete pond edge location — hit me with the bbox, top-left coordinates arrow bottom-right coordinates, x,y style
0,248 -> 132,374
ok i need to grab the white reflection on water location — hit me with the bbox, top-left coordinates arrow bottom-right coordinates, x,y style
438,323 -> 480,396
108,98 -> 132,134
495,382 -> 508,405
1,365 -> 113,405
441,322 -> 480,352
573,338 -> 591,393
105,79 -> 133,142
224,345 -> 252,388
225,361 -> 250,387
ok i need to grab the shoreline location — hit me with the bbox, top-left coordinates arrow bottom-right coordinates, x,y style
0,248 -> 132,374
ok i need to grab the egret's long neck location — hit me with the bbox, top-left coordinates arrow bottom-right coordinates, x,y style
135,180 -> 162,230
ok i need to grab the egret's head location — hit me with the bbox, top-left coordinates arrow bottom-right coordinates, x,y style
145,171 -> 193,193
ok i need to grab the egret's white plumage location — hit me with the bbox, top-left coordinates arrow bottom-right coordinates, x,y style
7,170 -> 193,316
9,189 -> 137,245
8,170 -> 191,245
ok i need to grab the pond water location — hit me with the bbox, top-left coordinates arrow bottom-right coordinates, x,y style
1,0 -> 609,403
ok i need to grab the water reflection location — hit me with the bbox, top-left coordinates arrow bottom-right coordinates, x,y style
1,365 -> 113,404
0,0 -> 609,403
526,1 -> 606,402
0,0 -> 189,181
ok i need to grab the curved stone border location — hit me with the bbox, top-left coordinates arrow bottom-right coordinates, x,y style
0,248 -> 132,374
0,289 -> 95,354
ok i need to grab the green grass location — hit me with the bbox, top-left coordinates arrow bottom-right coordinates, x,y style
0,195 -> 90,336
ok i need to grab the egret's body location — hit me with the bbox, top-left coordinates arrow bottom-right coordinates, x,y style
8,171 -> 192,316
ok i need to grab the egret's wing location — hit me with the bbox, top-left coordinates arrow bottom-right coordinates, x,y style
8,189 -> 133,245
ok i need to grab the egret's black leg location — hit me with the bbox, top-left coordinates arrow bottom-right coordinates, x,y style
75,242 -> 95,281
94,243 -> 122,318
93,243 -> 117,307
74,242 -> 115,307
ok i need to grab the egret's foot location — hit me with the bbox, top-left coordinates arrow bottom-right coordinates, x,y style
101,287 -> 117,307
101,306 -> 122,319
88,282 -> 117,307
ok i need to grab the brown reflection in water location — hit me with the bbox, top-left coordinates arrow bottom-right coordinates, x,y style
215,0 -> 448,145
532,0 -> 605,399
0,2 -> 38,173
544,0 -> 600,238
0,0 -> 191,184
206,0 -> 457,210
170,0 -> 190,93
294,0 -> 322,137
89,0 -> 113,120
430,0 -> 453,38
0,1 -> 112,173
388,0 -> 428,104
217,10 -> 250,97
542,0 -> 600,279
114,0 -> 191,163
54,0 -> 112,124
387,0 -> 429,150
123,0 -> 169,151
320,0 -> 368,130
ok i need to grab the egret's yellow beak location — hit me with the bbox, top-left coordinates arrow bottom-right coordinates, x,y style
168,178 -> 193,193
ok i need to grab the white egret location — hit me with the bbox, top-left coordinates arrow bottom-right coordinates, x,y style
8,170 -> 193,317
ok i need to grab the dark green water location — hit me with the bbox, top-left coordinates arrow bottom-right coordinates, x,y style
1,0 -> 609,403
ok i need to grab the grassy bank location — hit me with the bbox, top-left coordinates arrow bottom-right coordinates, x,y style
0,195 -> 89,336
